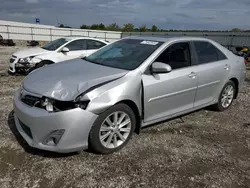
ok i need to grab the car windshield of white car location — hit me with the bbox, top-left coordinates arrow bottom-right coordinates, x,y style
42,38 -> 69,51
84,39 -> 163,70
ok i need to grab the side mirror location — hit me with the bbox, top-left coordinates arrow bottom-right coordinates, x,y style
151,62 -> 172,74
61,47 -> 69,53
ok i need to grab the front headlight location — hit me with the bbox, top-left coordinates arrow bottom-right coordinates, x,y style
18,57 -> 33,64
41,98 -> 54,112
39,97 -> 90,112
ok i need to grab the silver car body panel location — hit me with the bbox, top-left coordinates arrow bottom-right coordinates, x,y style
14,36 -> 246,152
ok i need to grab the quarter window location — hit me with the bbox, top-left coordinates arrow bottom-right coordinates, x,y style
65,39 -> 86,51
87,40 -> 106,50
155,42 -> 191,70
194,41 -> 227,64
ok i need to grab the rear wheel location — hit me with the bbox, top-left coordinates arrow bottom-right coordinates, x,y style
89,103 -> 136,154
213,80 -> 236,111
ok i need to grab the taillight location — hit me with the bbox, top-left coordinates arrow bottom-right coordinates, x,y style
244,59 -> 247,65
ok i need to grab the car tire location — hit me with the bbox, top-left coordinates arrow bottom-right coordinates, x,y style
30,61 -> 53,73
213,80 -> 236,111
35,61 -> 51,69
89,103 -> 136,154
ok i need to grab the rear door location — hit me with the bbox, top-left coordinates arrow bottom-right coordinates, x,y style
85,40 -> 107,56
192,41 -> 231,107
142,42 -> 198,123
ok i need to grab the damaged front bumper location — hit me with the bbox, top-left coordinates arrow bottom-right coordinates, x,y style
13,90 -> 98,153
9,58 -> 34,74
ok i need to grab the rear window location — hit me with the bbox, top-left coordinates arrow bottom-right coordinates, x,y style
194,41 -> 227,64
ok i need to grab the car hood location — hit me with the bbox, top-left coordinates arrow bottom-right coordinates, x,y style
23,59 -> 128,101
13,47 -> 50,58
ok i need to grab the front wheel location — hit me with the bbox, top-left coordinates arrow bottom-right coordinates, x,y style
89,103 -> 136,154
213,80 -> 236,111
29,61 -> 52,73
35,61 -> 50,69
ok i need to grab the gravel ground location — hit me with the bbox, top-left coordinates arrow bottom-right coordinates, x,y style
0,46 -> 250,188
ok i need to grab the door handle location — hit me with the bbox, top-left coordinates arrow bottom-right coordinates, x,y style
188,72 -> 196,78
224,64 -> 230,70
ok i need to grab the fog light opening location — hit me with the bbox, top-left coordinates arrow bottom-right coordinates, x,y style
43,129 -> 65,146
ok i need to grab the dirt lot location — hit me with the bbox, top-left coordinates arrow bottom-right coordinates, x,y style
0,46 -> 250,188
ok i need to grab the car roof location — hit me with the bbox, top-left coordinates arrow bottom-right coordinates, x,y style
63,36 -> 109,43
125,36 -> 213,43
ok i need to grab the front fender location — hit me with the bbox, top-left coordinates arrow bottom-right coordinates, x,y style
86,72 -> 142,115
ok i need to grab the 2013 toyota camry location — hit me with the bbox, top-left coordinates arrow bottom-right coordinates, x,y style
13,36 -> 246,154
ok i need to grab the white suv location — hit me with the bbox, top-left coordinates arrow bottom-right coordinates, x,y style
8,36 -> 109,74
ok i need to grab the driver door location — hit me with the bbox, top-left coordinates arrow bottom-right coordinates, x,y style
142,42 -> 198,123
57,39 -> 87,62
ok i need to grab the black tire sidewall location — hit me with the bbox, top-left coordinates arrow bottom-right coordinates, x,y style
89,103 -> 136,154
217,80 -> 236,111
36,61 -> 47,69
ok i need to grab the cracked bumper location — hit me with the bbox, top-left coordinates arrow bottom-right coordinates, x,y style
13,91 -> 98,153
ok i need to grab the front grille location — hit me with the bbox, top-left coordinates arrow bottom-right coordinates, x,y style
19,119 -> 33,139
21,95 -> 41,107
10,58 -> 15,63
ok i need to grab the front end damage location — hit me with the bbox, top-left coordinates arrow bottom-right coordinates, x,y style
9,56 -> 36,75
13,59 -> 143,152
15,62 -> 35,74
14,88 -> 98,153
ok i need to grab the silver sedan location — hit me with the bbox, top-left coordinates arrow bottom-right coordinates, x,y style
13,36 -> 246,154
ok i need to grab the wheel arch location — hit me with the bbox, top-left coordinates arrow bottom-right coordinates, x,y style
34,59 -> 55,68
40,60 -> 55,65
117,100 -> 142,135
229,77 -> 239,99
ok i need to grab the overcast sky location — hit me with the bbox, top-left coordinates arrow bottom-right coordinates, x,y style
1,0 -> 250,30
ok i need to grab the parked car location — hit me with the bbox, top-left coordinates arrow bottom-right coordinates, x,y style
13,36 -> 246,154
8,36 -> 109,74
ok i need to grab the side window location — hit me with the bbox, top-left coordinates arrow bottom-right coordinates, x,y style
155,42 -> 191,70
87,40 -> 106,50
194,41 -> 227,64
65,39 -> 86,51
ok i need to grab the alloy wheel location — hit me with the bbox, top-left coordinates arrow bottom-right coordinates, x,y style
221,85 -> 234,108
99,111 -> 131,149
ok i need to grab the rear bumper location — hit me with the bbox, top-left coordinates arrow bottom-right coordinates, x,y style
13,90 -> 98,153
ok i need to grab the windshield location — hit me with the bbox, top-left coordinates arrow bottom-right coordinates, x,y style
84,39 -> 163,70
42,38 -> 69,51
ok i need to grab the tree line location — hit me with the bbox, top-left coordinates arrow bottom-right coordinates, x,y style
59,23 -> 246,32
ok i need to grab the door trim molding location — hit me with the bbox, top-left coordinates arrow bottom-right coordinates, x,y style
198,80 -> 220,89
148,86 -> 197,102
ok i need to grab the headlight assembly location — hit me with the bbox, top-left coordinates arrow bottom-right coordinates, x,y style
38,97 -> 90,112
41,98 -> 54,112
18,57 -> 33,64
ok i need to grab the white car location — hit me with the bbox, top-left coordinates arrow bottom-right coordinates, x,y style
8,36 -> 109,74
